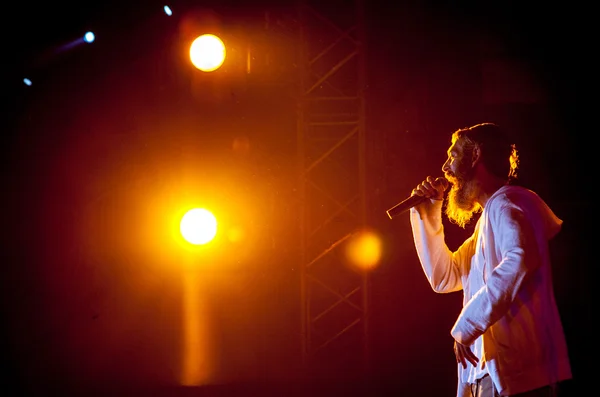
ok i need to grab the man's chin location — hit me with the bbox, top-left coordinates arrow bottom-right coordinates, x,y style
443,175 -> 458,187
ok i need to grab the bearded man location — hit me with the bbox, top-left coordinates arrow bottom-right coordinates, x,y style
409,123 -> 572,397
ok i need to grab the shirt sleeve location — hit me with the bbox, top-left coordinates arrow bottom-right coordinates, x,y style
409,201 -> 465,293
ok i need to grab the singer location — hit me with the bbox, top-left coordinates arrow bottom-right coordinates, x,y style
407,123 -> 572,396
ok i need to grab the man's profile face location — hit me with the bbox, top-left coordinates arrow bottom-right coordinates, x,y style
443,137 -> 480,228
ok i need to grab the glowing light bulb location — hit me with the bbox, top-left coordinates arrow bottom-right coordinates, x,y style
84,31 -> 95,43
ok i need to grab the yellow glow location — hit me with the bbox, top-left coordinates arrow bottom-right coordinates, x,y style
181,272 -> 214,386
190,34 -> 226,72
345,230 -> 383,270
227,226 -> 245,243
180,208 -> 217,245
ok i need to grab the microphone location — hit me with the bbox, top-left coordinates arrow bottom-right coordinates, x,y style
386,195 -> 427,219
386,177 -> 448,219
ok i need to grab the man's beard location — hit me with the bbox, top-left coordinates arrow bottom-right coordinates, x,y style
444,173 -> 481,229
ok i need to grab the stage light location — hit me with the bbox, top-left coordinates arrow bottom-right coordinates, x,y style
190,34 -> 226,72
84,31 -> 95,43
180,208 -> 217,245
23,78 -> 32,86
345,229 -> 382,270
164,5 -> 172,16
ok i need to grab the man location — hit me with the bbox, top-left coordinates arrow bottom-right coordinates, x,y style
409,123 -> 572,396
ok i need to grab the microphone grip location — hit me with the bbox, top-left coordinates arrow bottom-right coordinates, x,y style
386,195 -> 426,219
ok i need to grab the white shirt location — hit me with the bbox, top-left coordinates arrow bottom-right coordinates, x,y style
410,185 -> 572,396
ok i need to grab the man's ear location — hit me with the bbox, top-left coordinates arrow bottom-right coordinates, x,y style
471,145 -> 482,167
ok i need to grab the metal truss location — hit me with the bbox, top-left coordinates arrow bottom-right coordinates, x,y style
296,0 -> 369,379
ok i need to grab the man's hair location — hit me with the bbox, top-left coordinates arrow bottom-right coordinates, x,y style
452,122 -> 519,183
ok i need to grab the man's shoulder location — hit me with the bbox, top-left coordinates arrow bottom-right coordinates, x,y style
486,185 -> 544,218
490,185 -> 539,206
488,185 -> 562,239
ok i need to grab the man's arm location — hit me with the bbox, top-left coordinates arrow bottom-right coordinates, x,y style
410,200 -> 467,293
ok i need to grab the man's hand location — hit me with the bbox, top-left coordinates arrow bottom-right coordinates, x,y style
454,340 -> 479,369
412,176 -> 448,201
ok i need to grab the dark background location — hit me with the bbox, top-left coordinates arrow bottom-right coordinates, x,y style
1,1 -> 585,396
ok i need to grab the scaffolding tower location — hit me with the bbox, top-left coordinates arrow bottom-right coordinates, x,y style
296,0 -> 369,379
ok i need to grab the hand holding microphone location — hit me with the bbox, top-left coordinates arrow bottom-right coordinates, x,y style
386,176 -> 448,219
413,176 -> 448,201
